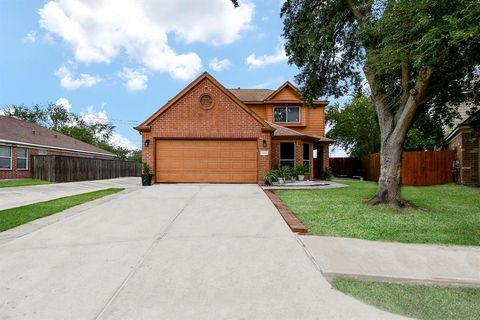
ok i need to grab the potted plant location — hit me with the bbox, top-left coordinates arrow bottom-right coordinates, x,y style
276,165 -> 290,184
322,167 -> 333,181
141,162 -> 153,186
264,169 -> 278,185
295,164 -> 307,181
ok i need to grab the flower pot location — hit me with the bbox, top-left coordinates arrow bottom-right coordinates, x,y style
141,174 -> 153,186
298,175 -> 305,181
277,178 -> 285,184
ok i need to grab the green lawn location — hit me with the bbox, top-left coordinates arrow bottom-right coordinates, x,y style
0,179 -> 49,188
332,277 -> 480,320
0,188 -> 124,232
275,179 -> 480,245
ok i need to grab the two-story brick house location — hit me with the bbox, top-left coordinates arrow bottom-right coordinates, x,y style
135,72 -> 331,183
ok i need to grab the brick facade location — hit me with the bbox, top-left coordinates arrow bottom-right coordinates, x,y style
137,72 -> 331,184
141,78 -> 271,183
449,129 -> 479,186
0,144 -> 113,180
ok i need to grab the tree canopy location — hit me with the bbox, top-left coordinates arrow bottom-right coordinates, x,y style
327,94 -> 446,157
281,0 -> 480,207
2,104 -> 140,160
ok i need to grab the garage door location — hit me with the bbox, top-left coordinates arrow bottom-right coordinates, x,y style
155,140 -> 258,183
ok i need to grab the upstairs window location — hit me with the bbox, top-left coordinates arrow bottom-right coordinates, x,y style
0,146 -> 12,169
17,147 -> 28,170
274,106 -> 300,123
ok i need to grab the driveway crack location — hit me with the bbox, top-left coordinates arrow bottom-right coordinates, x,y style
93,186 -> 202,320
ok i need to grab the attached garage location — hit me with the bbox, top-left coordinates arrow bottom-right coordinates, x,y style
155,140 -> 258,183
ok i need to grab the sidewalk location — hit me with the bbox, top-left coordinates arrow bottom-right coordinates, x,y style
0,177 -> 140,211
301,235 -> 480,287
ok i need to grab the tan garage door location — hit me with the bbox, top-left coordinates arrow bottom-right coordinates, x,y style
155,140 -> 258,183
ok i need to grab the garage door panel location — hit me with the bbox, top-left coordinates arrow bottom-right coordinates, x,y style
155,140 -> 258,183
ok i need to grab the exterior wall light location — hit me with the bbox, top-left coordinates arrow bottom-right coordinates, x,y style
144,139 -> 150,147
262,139 -> 267,148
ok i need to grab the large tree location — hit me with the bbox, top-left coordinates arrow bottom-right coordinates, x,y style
280,0 -> 480,208
327,94 -> 446,157
1,104 -> 141,160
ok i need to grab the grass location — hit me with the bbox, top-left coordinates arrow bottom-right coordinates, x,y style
0,179 -> 49,188
0,188 -> 124,232
274,179 -> 480,245
332,277 -> 480,320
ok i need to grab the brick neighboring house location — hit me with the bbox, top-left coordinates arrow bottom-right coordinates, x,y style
0,115 -> 115,180
135,72 -> 332,184
446,106 -> 479,186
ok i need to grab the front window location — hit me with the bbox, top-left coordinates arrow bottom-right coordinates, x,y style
303,143 -> 310,171
280,142 -> 295,168
274,106 -> 300,123
0,145 -> 12,169
17,147 -> 28,170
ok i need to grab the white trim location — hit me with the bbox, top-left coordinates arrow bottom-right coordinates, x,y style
0,145 -> 12,170
273,106 -> 301,123
0,139 -> 113,157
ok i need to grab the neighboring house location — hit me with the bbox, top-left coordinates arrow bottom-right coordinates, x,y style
446,106 -> 479,186
0,115 -> 115,180
135,72 -> 332,183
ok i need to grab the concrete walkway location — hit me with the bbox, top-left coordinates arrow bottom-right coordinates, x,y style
301,236 -> 480,287
0,177 -> 140,210
0,184 -> 405,319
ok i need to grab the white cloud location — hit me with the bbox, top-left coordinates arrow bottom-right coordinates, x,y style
245,40 -> 287,68
208,58 -> 232,72
118,67 -> 148,91
39,0 -> 254,81
55,97 -> 72,111
110,132 -> 138,150
23,30 -> 37,43
55,65 -> 103,90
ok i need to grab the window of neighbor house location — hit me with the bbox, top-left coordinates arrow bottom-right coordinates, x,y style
274,106 -> 300,123
0,145 -> 12,169
303,143 -> 310,171
280,142 -> 295,168
17,147 -> 28,170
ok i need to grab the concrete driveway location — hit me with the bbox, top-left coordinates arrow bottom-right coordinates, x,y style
0,184 -> 405,319
0,177 -> 140,210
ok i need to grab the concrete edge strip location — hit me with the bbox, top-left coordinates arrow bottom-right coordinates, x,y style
262,190 -> 308,234
0,188 -> 140,248
322,272 -> 480,288
93,186 -> 203,320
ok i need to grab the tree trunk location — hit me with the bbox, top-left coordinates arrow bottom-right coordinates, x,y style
368,136 -> 405,209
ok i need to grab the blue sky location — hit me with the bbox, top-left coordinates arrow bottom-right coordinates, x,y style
0,0 -> 347,156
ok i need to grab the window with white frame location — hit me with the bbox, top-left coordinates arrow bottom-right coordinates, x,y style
303,143 -> 310,171
0,145 -> 12,169
16,147 -> 28,170
280,142 -> 295,168
274,106 -> 300,123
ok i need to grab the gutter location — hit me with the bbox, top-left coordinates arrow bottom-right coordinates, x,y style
0,139 -> 114,157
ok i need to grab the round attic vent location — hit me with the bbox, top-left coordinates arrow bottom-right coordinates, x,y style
199,93 -> 214,110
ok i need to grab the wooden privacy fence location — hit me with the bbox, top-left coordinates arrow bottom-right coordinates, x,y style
331,150 -> 457,186
330,157 -> 363,177
32,155 -> 141,183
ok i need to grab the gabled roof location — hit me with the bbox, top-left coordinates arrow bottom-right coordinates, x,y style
264,81 -> 302,101
135,72 -> 273,132
228,89 -> 274,102
0,116 -> 115,156
444,104 -> 479,141
267,121 -> 333,143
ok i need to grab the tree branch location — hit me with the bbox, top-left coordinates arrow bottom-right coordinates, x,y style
346,0 -> 366,24
392,66 -> 433,141
401,60 -> 410,106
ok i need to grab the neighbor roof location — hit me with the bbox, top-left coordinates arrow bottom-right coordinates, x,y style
228,89 -> 274,102
0,115 -> 115,156
267,121 -> 333,143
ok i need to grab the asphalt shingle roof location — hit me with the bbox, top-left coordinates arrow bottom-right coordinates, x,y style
0,115 -> 114,156
228,89 -> 274,102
